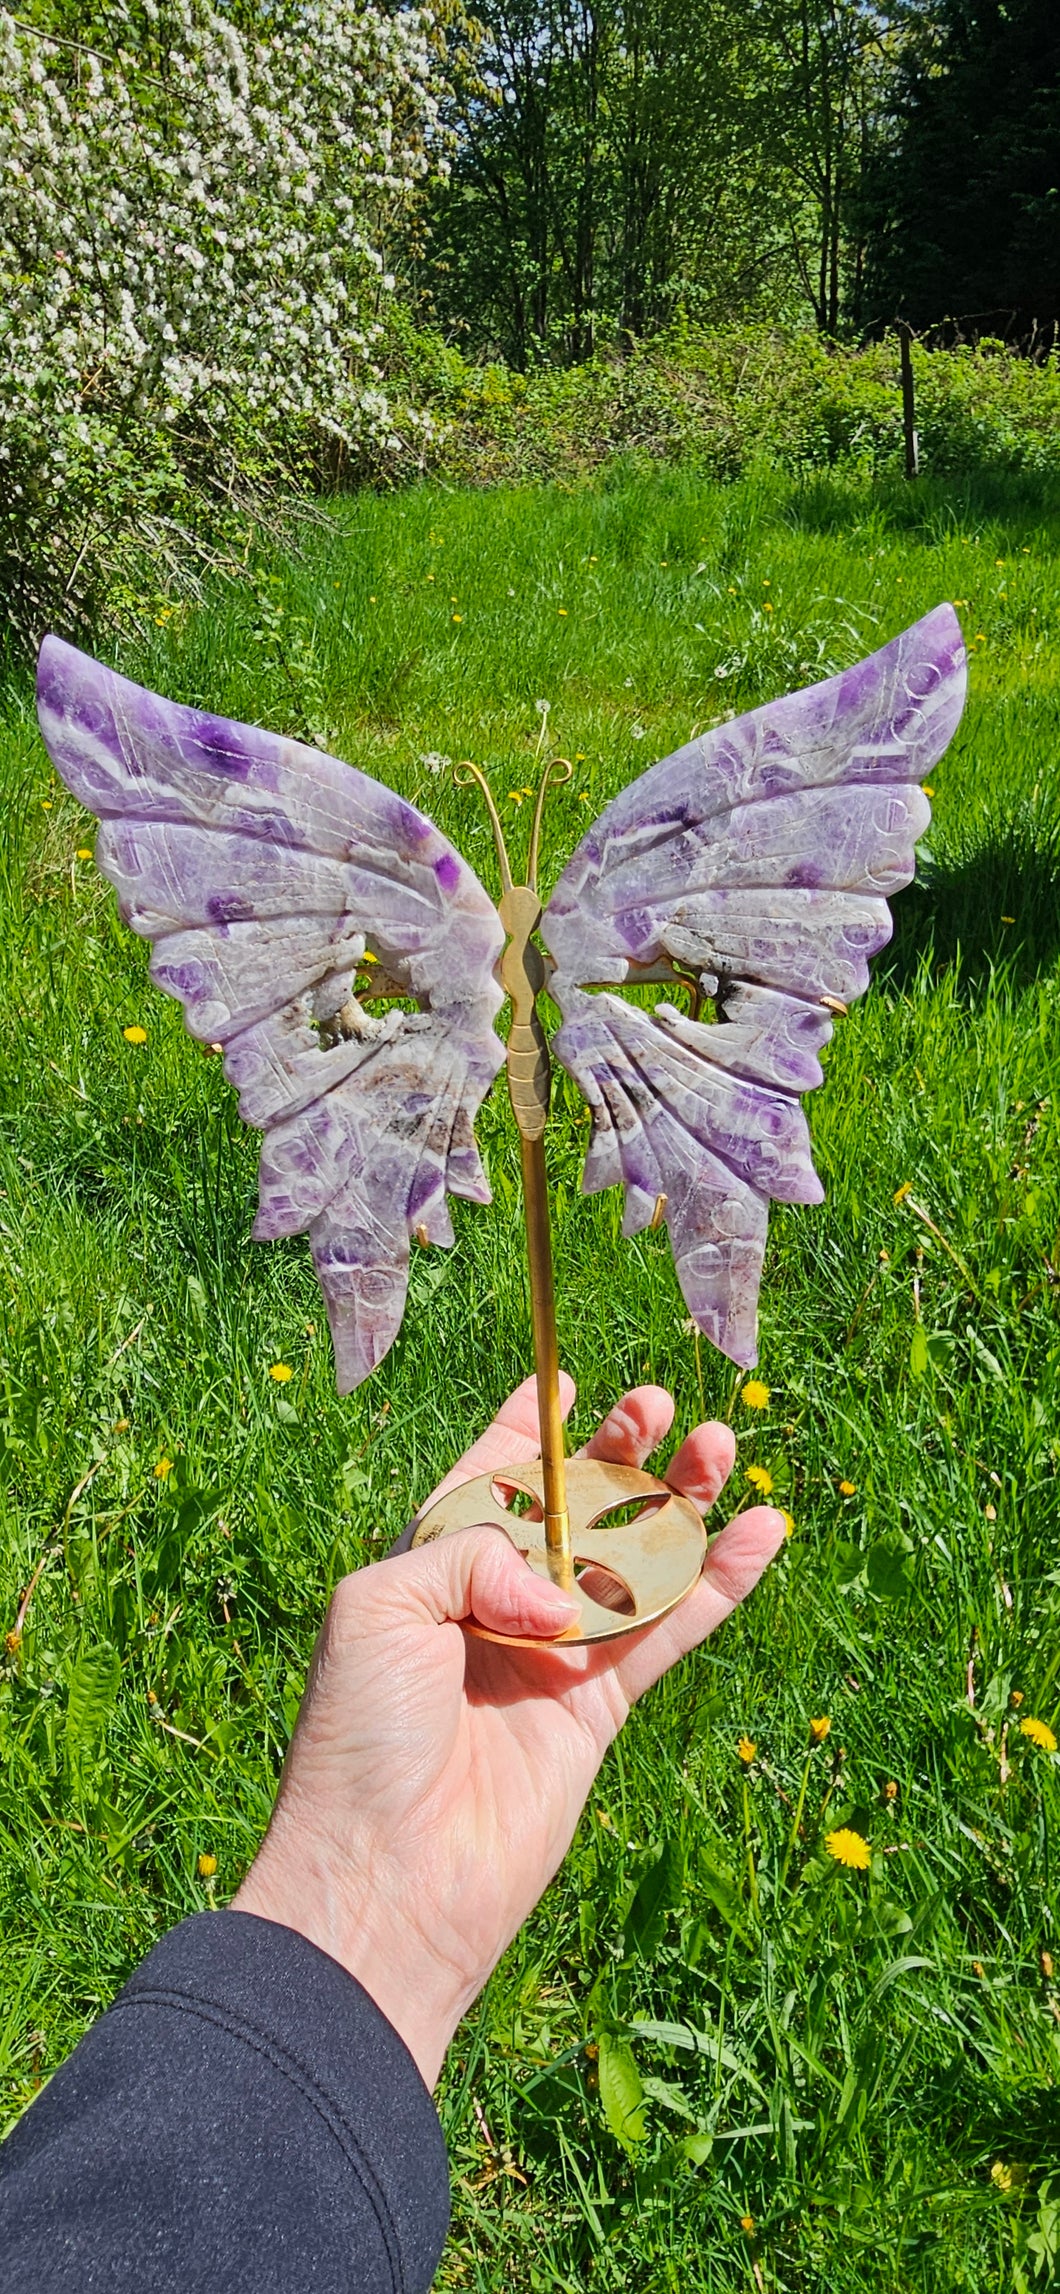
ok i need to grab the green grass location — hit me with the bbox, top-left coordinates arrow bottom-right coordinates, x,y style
2,462 -> 1059,2290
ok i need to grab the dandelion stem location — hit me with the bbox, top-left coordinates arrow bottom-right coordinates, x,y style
779,1750 -> 812,1894
903,1196 -> 979,1299
742,1778 -> 759,1918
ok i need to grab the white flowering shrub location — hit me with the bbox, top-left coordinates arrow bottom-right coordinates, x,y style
0,0 -> 453,642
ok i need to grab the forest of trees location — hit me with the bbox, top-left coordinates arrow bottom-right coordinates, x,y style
420,0 -> 1060,365
2,0 -> 1057,641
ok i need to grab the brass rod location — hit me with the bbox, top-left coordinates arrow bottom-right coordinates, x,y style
519,1130 -> 572,1588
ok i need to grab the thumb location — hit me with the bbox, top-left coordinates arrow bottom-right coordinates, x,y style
388,1522 -> 581,1641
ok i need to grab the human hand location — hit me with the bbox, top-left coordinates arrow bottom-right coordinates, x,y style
231,1378 -> 786,2088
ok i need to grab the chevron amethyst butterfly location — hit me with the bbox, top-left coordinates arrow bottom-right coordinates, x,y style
36,607 -> 966,1398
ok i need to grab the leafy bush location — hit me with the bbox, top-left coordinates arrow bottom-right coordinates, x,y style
0,0 -> 454,646
390,320 -> 1060,489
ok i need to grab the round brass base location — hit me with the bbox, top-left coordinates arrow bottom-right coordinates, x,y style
410,1456 -> 706,1645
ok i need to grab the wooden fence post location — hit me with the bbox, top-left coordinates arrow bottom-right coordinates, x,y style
899,323 -> 919,479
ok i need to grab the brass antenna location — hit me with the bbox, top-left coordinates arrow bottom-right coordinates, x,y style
453,760 -> 514,897
527,756 -> 572,897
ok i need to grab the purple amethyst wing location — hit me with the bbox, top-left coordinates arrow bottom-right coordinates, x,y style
37,636 -> 505,1392
541,608 -> 966,1366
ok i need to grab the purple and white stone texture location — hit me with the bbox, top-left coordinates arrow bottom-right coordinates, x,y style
37,604 -> 965,1386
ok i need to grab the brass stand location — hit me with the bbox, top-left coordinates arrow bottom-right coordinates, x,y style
410,761 -> 707,1645
411,1456 -> 705,1646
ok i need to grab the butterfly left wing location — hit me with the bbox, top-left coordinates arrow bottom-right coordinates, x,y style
540,607 -> 966,1367
37,637 -> 505,1391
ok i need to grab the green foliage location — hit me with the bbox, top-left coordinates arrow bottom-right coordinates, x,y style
393,318 -> 1060,489
2,463 -> 1060,2287
423,0 -> 904,359
421,0 -> 802,365
861,0 -> 1060,338
64,1643 -> 121,1781
623,1837 -> 684,1962
596,2033 -> 649,2148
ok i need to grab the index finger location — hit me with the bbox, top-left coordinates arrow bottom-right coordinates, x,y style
418,1371 -> 577,1511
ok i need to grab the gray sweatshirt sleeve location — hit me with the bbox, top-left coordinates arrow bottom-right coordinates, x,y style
0,1910 -> 450,2293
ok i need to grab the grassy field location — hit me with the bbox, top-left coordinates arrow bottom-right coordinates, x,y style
1,461 -> 1059,2291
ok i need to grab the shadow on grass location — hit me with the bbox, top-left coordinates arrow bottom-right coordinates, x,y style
921,2055 -> 1060,2178
784,467 -> 1060,543
883,820 -> 1060,999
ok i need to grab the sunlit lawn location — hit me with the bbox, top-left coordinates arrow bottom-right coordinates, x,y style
1,461 -> 1059,2290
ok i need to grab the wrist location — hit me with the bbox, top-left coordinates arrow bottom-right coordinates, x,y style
229,1821 -> 472,2088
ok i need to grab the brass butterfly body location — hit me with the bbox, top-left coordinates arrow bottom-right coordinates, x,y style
412,758 -> 708,1645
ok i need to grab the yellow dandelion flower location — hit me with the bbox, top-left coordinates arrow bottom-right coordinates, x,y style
893,1180 -> 913,1204
746,1464 -> 774,1496
557,608 -> 568,616
41,799 -> 52,810
885,1779 -> 898,1800
740,1379 -> 770,1410
154,1456 -> 173,1479
826,1827 -> 870,1870
781,1510 -> 794,1538
268,1363 -> 294,1384
76,846 -> 93,860
809,1716 -> 831,1742
763,601 -> 774,613
1020,1716 -> 1057,1753
991,2160 -> 1027,2193
452,613 -> 463,623
740,2215 -> 755,2235
198,1852 -> 218,1879
737,1734 -> 756,1764
922,785 -> 934,797
839,1479 -> 856,1496
1000,915 -> 1015,925
123,1024 -> 147,1044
